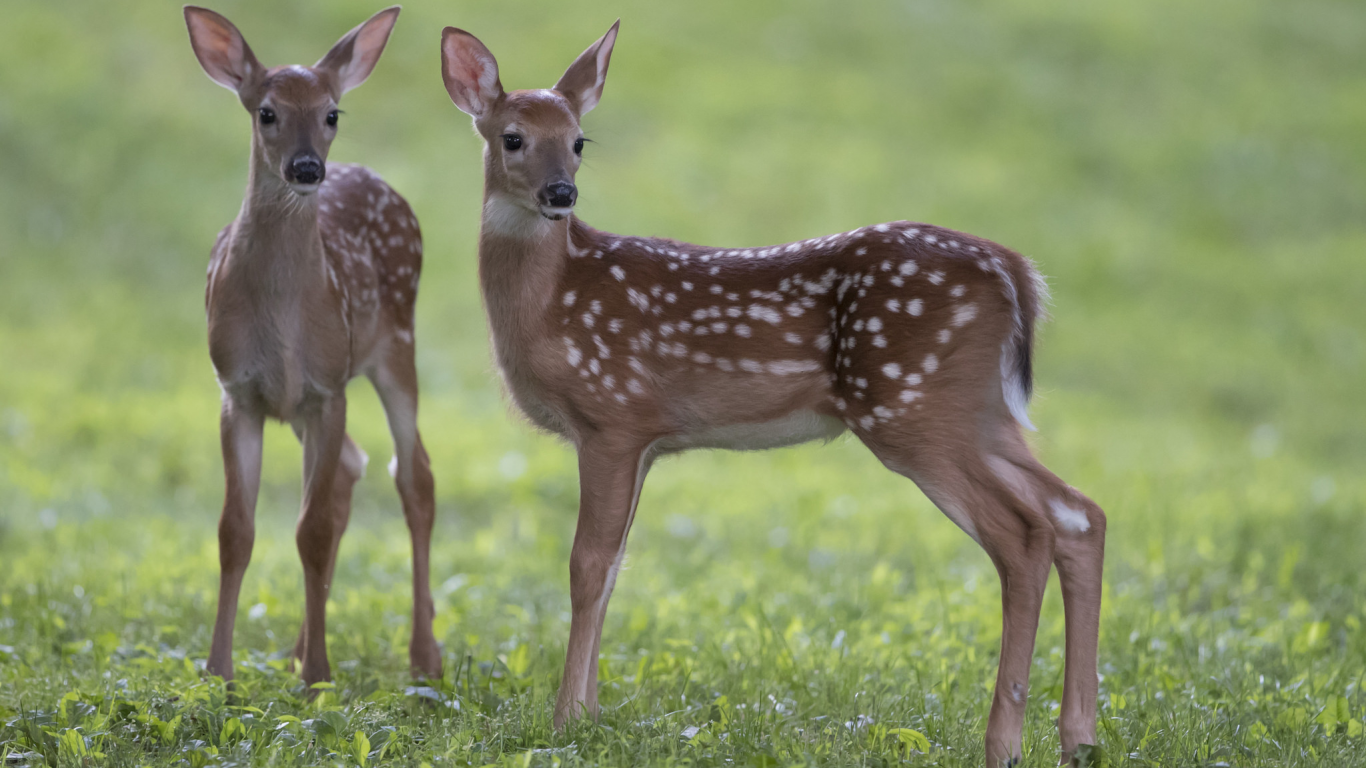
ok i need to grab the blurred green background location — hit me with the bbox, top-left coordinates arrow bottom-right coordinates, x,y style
2,0 -> 1364,765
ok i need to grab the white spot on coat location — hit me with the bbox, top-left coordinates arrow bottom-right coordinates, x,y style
747,305 -> 783,325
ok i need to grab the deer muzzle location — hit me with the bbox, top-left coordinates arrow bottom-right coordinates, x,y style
287,153 -> 325,191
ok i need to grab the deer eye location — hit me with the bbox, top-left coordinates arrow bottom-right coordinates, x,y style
502,134 -> 523,151
573,137 -> 584,155
326,110 -> 339,127
258,107 -> 276,125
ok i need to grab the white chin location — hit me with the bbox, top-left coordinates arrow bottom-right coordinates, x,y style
290,183 -> 321,196
539,206 -> 574,221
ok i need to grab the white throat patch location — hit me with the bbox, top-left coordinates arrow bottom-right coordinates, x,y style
482,193 -> 552,240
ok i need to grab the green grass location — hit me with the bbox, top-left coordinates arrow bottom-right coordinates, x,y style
2,0 -> 1365,765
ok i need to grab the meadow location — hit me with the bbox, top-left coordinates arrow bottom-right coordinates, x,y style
2,0 -> 1365,765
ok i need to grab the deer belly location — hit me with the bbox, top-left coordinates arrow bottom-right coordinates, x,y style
660,410 -> 846,453
493,364 -> 570,437
217,369 -> 290,418
210,303 -> 351,420
213,342 -> 344,421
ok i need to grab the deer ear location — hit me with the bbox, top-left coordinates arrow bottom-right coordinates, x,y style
553,19 -> 618,117
440,27 -> 503,118
184,5 -> 263,94
316,6 -> 400,95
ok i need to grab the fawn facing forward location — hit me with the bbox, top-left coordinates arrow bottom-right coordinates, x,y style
185,5 -> 440,687
441,21 -> 1104,767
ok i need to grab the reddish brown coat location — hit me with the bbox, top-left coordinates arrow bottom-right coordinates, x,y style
187,5 -> 440,691
442,21 -> 1103,766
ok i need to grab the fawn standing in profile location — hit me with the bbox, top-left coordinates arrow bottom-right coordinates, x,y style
439,20 -> 1105,768
184,5 -> 440,687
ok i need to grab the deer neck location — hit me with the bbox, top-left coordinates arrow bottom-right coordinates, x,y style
228,144 -> 325,291
477,183 -> 575,346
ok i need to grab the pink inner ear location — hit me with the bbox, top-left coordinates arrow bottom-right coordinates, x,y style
191,16 -> 250,89
457,58 -> 483,89
443,32 -> 500,114
353,20 -> 391,66
452,50 -> 493,102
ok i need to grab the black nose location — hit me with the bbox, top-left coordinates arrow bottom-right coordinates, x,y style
290,156 -> 324,185
545,181 -> 576,208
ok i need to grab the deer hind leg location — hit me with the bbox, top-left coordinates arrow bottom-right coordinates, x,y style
207,400 -> 264,682
369,345 -> 442,680
985,446 -> 1106,764
858,423 -> 1056,768
554,438 -> 652,730
291,396 -> 350,687
288,429 -> 365,674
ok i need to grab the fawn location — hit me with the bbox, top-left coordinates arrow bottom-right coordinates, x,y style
439,20 -> 1104,767
185,5 -> 440,687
